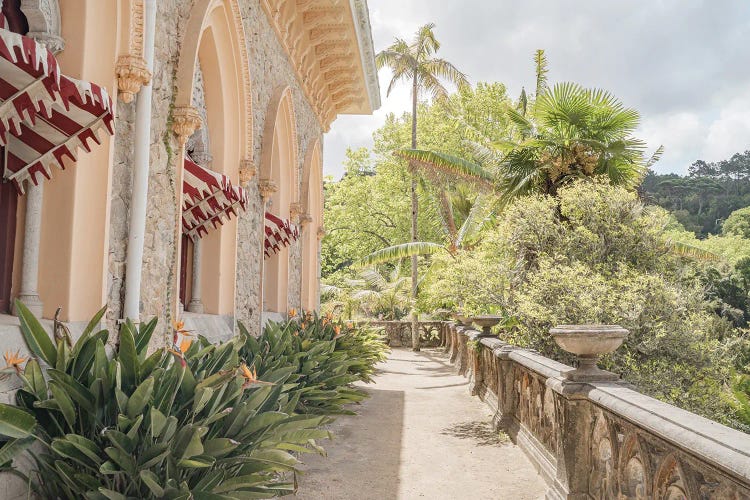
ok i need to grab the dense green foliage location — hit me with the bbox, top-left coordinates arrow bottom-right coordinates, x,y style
323,82 -> 510,282
0,303 -> 387,498
642,151 -> 750,236
419,181 -> 748,429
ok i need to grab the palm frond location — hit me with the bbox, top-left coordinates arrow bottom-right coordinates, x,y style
456,194 -> 495,248
534,49 -> 548,98
423,58 -> 469,89
645,145 -> 665,169
358,242 -> 446,267
395,149 -> 495,189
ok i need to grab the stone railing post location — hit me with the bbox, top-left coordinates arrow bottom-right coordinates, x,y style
492,342 -> 517,430
548,324 -> 630,499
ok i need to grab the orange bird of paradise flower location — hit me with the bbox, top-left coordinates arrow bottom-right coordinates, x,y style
240,363 -> 273,388
3,350 -> 28,375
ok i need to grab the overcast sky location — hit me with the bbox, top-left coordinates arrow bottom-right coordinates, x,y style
323,0 -> 750,179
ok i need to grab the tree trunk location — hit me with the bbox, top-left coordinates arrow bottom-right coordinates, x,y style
410,75 -> 420,351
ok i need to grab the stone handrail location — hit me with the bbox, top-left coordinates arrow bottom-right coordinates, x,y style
442,322 -> 750,500
355,320 -> 447,347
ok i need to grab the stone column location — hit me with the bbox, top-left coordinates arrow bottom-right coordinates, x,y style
15,183 -> 44,317
187,238 -> 204,313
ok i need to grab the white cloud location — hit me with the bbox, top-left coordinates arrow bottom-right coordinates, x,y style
323,0 -> 750,179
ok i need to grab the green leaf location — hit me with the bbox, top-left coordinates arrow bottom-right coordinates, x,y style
139,469 -> 164,497
23,358 -> 47,401
15,299 -> 57,366
0,403 -> 35,438
0,437 -> 33,467
47,369 -> 95,414
48,381 -> 76,429
126,377 -> 154,419
149,407 -> 167,438
98,488 -> 127,500
395,148 -> 495,188
72,306 -> 107,355
118,323 -> 138,389
358,242 -> 446,267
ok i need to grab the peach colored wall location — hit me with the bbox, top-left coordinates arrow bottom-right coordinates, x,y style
36,0 -> 119,321
301,141 -> 322,311
262,92 -> 296,313
172,0 -> 251,318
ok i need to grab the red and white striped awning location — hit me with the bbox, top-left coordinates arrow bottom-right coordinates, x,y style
0,16 -> 114,193
264,211 -> 299,259
183,157 -> 247,239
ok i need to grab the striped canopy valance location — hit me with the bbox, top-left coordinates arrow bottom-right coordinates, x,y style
0,14 -> 114,193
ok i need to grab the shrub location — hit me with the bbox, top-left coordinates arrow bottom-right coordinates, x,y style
421,180 -> 747,428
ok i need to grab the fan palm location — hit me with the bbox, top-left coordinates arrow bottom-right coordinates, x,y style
397,51 -> 662,207
376,23 -> 469,350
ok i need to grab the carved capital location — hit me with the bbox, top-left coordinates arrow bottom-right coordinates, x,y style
298,213 -> 313,226
115,55 -> 151,104
172,106 -> 202,147
258,178 -> 278,201
239,159 -> 256,185
289,202 -> 303,222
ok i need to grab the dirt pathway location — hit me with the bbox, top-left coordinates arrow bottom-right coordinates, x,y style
295,348 -> 547,500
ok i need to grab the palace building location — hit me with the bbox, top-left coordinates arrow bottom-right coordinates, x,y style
0,0 -> 379,357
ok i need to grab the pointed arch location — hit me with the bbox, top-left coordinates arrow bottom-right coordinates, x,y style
261,85 -> 299,314
301,138 -> 322,311
171,0 -> 254,317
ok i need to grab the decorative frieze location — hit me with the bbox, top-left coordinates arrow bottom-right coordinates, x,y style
260,0 -> 379,130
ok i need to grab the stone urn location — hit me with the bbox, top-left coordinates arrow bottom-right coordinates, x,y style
453,312 -> 474,327
472,315 -> 502,337
550,325 -> 629,382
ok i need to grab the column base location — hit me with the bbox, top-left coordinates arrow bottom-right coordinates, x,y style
13,294 -> 44,317
187,300 -> 204,314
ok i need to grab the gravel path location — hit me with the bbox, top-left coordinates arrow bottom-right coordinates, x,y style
295,348 -> 547,500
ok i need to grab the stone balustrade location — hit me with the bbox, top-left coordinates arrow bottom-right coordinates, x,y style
442,322 -> 750,500
356,320 -> 448,348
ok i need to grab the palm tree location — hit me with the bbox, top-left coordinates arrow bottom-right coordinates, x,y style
322,265 -> 411,320
397,50 -> 663,207
376,23 -> 468,351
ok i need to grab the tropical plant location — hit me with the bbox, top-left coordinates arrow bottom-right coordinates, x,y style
236,313 -> 387,415
322,265 -> 411,320
0,302 -> 387,498
396,50 -> 662,206
376,22 -> 469,351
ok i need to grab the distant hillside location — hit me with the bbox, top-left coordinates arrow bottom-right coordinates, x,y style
640,151 -> 750,236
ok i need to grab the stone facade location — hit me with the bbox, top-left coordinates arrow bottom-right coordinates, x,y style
103,0 -> 373,340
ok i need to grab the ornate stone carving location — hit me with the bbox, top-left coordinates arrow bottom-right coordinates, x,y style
258,178 -> 278,201
172,106 -> 202,147
21,0 -> 65,53
589,411 -> 617,499
316,225 -> 326,239
298,213 -> 312,226
289,202 -> 302,222
239,159 -> 256,185
115,55 -> 152,103
260,0 -> 380,130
